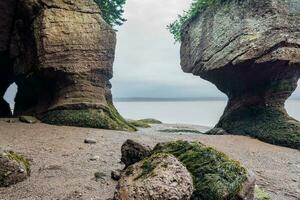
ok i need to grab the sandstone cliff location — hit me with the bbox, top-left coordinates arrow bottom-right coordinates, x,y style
0,0 -> 134,131
180,0 -> 300,149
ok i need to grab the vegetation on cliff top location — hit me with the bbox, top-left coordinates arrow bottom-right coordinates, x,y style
95,0 -> 127,27
153,140 -> 248,200
168,0 -> 227,41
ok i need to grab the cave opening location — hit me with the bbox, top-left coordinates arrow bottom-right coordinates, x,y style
3,83 -> 18,115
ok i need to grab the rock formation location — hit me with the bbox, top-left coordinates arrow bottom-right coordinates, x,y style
0,0 -> 133,130
114,153 -> 194,200
153,141 -> 255,200
0,148 -> 31,187
117,140 -> 255,200
180,0 -> 300,149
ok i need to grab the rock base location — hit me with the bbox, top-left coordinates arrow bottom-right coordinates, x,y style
39,106 -> 136,131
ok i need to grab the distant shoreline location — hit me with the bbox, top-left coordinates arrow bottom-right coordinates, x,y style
114,97 -> 300,102
114,97 -> 227,102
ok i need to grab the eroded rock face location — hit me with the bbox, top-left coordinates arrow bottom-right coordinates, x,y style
0,0 -> 132,130
0,148 -> 31,187
114,153 -> 194,200
181,0 -> 300,149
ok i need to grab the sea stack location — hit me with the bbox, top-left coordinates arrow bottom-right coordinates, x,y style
0,0 -> 133,130
180,0 -> 300,149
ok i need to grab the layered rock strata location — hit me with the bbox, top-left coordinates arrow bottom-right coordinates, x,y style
0,0 -> 133,130
180,0 -> 300,149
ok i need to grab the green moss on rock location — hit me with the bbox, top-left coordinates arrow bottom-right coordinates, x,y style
137,118 -> 162,124
255,186 -> 270,200
159,129 -> 203,134
39,104 -> 137,131
128,120 -> 151,128
215,107 -> 300,150
153,140 -> 248,200
6,151 -> 31,174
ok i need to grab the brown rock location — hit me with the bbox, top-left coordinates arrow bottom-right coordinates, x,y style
0,0 -> 132,131
180,0 -> 300,149
121,140 -> 152,168
0,148 -> 31,187
114,153 -> 194,200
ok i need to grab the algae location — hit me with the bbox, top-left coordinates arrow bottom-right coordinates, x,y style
216,107 -> 300,150
128,120 -> 151,128
39,104 -> 137,131
159,129 -> 203,134
128,118 -> 162,128
153,140 -> 247,200
137,118 -> 162,124
254,186 -> 270,200
6,151 -> 31,174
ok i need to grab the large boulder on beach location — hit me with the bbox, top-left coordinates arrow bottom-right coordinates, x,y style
153,141 -> 256,200
114,153 -> 194,200
0,0 -> 133,131
121,139 -> 152,168
0,148 -> 31,187
180,0 -> 300,149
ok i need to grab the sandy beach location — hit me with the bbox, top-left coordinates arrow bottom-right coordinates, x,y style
0,120 -> 299,200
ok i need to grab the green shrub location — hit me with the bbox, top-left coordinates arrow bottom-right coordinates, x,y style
94,0 -> 127,27
168,0 -> 227,42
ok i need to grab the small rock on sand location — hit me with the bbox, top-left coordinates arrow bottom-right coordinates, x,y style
84,138 -> 97,144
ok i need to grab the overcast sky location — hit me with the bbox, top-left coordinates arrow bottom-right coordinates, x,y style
111,0 -> 224,98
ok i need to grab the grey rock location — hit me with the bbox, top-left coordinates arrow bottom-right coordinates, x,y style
114,153 -> 194,200
89,155 -> 100,161
84,138 -> 97,144
19,116 -> 38,124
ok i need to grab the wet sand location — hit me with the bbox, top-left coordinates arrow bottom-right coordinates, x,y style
0,121 -> 299,200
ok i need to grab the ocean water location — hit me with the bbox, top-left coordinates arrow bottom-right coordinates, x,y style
115,100 -> 300,127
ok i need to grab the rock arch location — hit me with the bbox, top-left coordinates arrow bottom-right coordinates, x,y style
0,0 -> 134,131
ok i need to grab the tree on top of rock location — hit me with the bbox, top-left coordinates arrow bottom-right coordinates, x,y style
95,0 -> 127,27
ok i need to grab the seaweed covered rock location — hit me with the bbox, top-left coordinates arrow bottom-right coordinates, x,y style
121,139 -> 152,168
114,153 -> 194,200
0,0 -> 133,131
180,0 -> 300,149
0,149 -> 31,187
153,141 -> 255,200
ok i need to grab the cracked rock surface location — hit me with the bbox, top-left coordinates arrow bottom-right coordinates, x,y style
181,0 -> 300,149
0,0 -> 132,130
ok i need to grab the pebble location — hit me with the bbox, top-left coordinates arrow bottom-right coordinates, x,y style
19,116 -> 38,124
111,170 -> 121,181
94,172 -> 106,181
89,156 -> 100,161
84,138 -> 97,144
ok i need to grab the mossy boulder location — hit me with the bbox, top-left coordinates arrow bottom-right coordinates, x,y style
114,153 -> 194,200
127,120 -> 151,128
153,140 -> 255,200
39,105 -> 137,131
127,118 -> 162,128
0,149 -> 31,187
